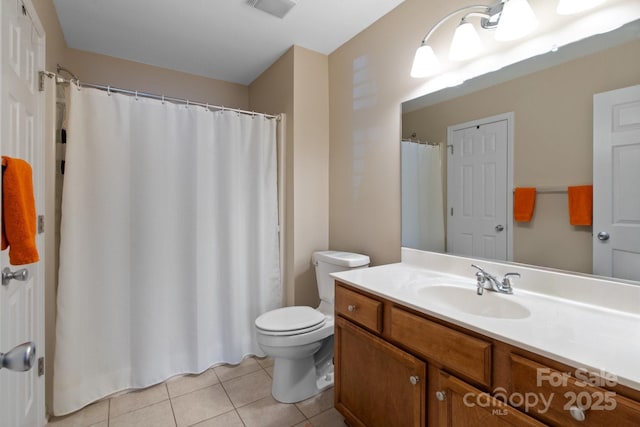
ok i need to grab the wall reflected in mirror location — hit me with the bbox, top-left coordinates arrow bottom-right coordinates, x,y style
401,19 -> 640,282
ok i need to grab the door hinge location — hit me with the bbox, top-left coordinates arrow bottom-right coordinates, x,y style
38,357 -> 44,376
450,207 -> 454,216
38,71 -> 46,92
448,144 -> 454,155
38,215 -> 45,234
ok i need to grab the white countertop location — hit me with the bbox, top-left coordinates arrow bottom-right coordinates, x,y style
331,248 -> 640,391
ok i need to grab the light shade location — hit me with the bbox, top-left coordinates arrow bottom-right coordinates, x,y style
449,20 -> 484,61
410,45 -> 440,78
557,0 -> 606,15
495,0 -> 538,41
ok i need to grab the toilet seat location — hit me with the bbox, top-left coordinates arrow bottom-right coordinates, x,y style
255,306 -> 327,336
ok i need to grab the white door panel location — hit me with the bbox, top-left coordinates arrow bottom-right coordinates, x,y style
447,115 -> 511,261
593,84 -> 640,282
1,0 -> 46,425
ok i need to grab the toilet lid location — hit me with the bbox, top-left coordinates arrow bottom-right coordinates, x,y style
255,306 -> 326,335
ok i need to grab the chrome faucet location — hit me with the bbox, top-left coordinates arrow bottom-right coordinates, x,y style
471,264 -> 520,295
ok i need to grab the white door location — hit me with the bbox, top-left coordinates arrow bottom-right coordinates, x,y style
1,0 -> 46,426
593,84 -> 640,282
447,114 -> 512,261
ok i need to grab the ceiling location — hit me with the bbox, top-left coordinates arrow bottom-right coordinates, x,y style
52,0 -> 406,85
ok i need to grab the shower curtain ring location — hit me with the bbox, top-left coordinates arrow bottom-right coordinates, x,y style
135,90 -> 139,100
186,99 -> 189,109
107,85 -> 111,96
161,95 -> 165,104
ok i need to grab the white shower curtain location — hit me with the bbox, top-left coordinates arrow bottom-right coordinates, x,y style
401,141 -> 445,252
53,85 -> 281,415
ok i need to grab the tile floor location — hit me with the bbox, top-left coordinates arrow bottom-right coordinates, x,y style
46,357 -> 347,427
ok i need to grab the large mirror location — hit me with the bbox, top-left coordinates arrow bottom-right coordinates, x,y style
401,19 -> 640,283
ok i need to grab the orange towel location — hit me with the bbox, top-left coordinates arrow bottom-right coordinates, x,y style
568,185 -> 593,226
1,156 -> 39,265
514,187 -> 536,222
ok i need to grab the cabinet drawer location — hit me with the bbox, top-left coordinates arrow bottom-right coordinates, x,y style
389,306 -> 492,387
510,354 -> 640,426
335,283 -> 383,333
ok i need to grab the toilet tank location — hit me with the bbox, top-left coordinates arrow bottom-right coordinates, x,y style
312,251 -> 370,305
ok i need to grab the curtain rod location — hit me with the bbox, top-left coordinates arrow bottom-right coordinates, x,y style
41,71 -> 279,120
401,138 -> 441,146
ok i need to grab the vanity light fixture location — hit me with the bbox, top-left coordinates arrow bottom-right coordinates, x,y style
411,0 -> 537,78
411,0 -> 607,78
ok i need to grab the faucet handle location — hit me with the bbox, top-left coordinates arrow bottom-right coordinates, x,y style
502,272 -> 521,288
471,265 -> 487,284
471,264 -> 486,274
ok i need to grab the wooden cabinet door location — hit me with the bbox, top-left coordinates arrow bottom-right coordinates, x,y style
436,371 -> 544,427
335,316 -> 426,427
510,354 -> 640,426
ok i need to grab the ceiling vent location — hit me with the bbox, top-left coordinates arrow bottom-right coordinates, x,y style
247,0 -> 297,19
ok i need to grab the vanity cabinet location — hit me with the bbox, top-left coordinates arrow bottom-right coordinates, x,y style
334,281 -> 640,427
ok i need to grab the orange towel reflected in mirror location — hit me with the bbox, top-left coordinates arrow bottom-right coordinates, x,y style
568,185 -> 593,226
514,187 -> 536,222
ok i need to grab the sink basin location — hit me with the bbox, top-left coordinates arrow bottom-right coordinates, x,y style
415,285 -> 531,319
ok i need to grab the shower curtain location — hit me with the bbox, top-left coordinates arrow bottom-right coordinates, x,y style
401,141 -> 445,252
53,85 -> 281,415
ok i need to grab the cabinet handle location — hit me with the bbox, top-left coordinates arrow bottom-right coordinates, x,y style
409,375 -> 420,385
347,304 -> 357,312
435,391 -> 447,401
569,406 -> 586,422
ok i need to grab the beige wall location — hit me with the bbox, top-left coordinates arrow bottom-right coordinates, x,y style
63,48 -> 249,108
329,0 -> 436,265
291,47 -> 330,307
402,39 -> 640,273
250,46 -> 330,307
249,48 -> 296,305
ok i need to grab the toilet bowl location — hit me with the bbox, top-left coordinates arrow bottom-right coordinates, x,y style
255,250 -> 369,403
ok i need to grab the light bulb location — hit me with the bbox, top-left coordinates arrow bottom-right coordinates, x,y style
449,20 -> 484,61
495,0 -> 538,41
411,45 -> 440,78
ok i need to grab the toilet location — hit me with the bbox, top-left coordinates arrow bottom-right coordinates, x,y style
254,250 -> 370,403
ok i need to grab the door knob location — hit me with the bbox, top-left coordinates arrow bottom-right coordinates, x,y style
2,267 -> 29,286
495,225 -> 504,232
0,341 -> 36,372
597,232 -> 610,241
409,375 -> 420,385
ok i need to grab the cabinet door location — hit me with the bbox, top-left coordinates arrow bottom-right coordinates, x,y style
436,371 -> 545,427
510,354 -> 640,426
335,316 -> 426,427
